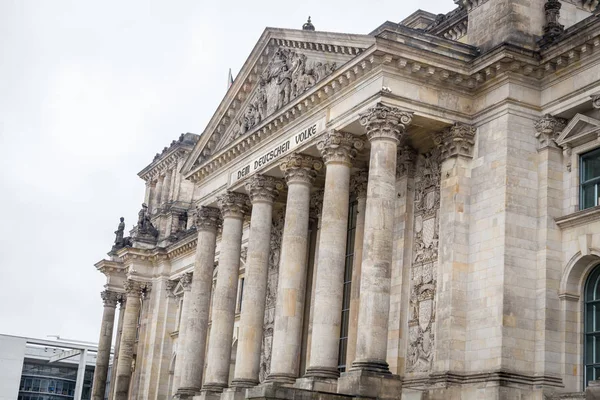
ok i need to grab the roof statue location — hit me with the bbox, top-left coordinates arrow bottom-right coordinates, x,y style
302,16 -> 315,31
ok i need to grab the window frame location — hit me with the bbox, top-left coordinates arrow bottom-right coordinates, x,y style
584,264 -> 600,387
580,147 -> 600,210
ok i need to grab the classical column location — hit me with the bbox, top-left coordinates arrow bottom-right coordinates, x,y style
203,192 -> 250,392
153,176 -> 164,213
114,280 -> 150,400
345,170 -> 368,367
304,132 -> 364,380
176,207 -> 221,398
266,153 -> 323,384
231,175 -> 282,388
162,169 -> 173,205
350,103 -> 413,373
91,290 -> 119,400
173,272 -> 193,395
108,296 -> 126,400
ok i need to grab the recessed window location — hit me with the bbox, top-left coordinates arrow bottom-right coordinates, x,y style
581,148 -> 600,210
585,264 -> 600,387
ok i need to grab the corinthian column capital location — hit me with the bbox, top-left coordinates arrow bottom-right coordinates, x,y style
359,103 -> 413,143
180,272 -> 193,291
101,290 -> 119,308
350,170 -> 369,200
195,206 -> 222,231
124,279 -> 151,297
217,191 -> 251,219
438,123 -> 477,161
279,153 -> 323,185
245,175 -> 284,204
534,114 -> 567,150
317,131 -> 364,165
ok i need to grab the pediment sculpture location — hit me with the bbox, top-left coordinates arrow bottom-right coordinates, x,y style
236,48 -> 336,139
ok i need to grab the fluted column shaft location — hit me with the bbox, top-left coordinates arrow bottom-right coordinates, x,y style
232,176 -> 282,387
115,280 -> 150,400
305,132 -> 364,379
352,104 -> 413,373
173,273 -> 193,395
266,154 -> 322,384
177,207 -> 221,397
345,171 -> 368,367
91,290 -> 119,400
203,192 -> 250,391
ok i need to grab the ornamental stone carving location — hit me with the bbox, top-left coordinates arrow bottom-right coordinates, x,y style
397,146 -> 418,178
317,131 -> 364,165
359,103 -> 413,143
535,114 -> 567,150
592,94 -> 600,109
309,189 -> 325,220
101,290 -> 119,308
165,280 -> 177,298
124,280 -> 152,297
407,146 -> 441,373
245,175 -> 284,204
236,48 -> 336,138
279,153 -> 323,185
350,170 -> 369,200
217,191 -> 251,219
195,206 -> 222,231
439,123 -> 476,161
180,272 -> 193,291
543,0 -> 564,41
136,203 -> 159,238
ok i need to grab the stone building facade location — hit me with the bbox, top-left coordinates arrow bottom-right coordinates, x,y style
92,1 -> 600,399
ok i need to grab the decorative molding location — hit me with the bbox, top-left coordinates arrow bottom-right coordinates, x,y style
535,114 -> 567,150
555,205 -> 600,229
317,131 -> 364,165
453,0 -> 490,11
404,369 -> 563,389
124,279 -> 152,297
180,272 -> 193,291
350,170 -> 369,200
100,290 -> 119,308
397,146 -> 418,178
245,175 -> 284,204
592,93 -> 600,109
217,191 -> 251,219
195,206 -> 222,232
279,153 -> 323,185
439,123 -> 476,160
359,102 -> 414,143
310,189 -> 325,220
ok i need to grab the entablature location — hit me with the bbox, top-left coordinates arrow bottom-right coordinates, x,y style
138,133 -> 199,182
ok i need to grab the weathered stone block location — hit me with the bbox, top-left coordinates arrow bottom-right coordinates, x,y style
337,369 -> 402,400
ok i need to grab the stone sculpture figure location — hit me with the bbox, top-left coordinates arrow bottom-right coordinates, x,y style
137,203 -> 159,238
114,217 -> 125,246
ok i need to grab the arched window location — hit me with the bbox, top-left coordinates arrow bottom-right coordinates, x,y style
585,264 -> 600,386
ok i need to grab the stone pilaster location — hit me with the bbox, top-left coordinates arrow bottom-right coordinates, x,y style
162,170 -> 173,205
203,192 -> 250,392
303,131 -> 364,382
232,175 -> 283,388
176,207 -> 221,398
266,153 -> 322,384
114,280 -> 151,400
433,123 -> 475,373
91,290 -> 119,400
346,170 -> 368,368
338,103 -> 412,400
173,272 -> 193,396
153,176 -> 164,214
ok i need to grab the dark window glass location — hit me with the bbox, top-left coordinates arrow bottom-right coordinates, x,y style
238,277 -> 245,313
581,149 -> 600,210
585,264 -> 600,387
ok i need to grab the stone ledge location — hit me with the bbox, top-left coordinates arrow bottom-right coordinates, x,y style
556,205 -> 600,229
247,382 -> 353,400
337,369 -> 402,400
403,370 -> 563,389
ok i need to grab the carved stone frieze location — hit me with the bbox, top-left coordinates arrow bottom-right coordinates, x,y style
195,206 -> 222,231
236,48 -> 336,138
317,131 -> 364,165
279,153 -> 323,185
259,206 -> 286,382
407,147 -> 441,374
101,290 -> 119,308
534,114 -> 567,150
245,175 -> 284,204
359,102 -> 414,143
217,191 -> 251,219
397,146 -> 418,178
350,170 -> 369,200
439,123 -> 476,161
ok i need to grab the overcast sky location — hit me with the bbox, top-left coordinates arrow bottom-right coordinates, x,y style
0,0 -> 454,343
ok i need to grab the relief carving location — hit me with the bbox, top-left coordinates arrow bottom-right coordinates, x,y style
407,146 -> 441,373
237,48 -> 336,138
259,206 -> 285,382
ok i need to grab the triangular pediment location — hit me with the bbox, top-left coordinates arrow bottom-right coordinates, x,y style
181,28 -> 375,177
556,113 -> 600,147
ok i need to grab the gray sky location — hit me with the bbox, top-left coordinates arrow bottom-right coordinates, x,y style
0,0 -> 454,343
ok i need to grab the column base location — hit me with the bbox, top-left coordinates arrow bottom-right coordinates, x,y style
247,382 -> 352,400
294,376 -> 338,393
263,373 -> 296,385
230,378 -> 259,388
196,388 -> 223,400
337,368 -> 402,400
202,383 -> 227,393
221,387 -> 248,400
175,387 -> 200,399
349,358 -> 391,374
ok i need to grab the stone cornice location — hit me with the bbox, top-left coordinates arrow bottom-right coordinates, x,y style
555,205 -> 600,229
95,259 -> 125,276
138,135 -> 197,182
